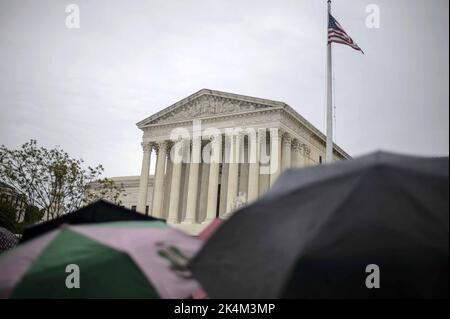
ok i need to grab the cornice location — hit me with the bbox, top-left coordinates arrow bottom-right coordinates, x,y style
281,107 -> 350,159
143,107 -> 283,132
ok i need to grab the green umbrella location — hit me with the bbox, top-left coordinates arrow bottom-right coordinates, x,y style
0,221 -> 202,299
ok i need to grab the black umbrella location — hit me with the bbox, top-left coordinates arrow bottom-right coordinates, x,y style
190,152 -> 449,299
20,200 -> 162,243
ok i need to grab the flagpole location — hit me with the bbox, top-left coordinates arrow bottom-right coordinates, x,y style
326,0 -> 333,163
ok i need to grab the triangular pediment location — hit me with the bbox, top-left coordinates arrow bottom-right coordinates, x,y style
137,89 -> 285,127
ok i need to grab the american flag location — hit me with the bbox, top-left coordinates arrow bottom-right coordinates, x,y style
328,14 -> 364,54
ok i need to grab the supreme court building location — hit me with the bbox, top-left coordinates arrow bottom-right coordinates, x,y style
113,89 -> 349,235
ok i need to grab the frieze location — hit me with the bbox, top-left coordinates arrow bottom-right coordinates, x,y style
149,95 -> 274,125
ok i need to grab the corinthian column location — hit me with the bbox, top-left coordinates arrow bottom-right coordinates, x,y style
137,142 -> 153,214
302,144 -> 311,167
168,138 -> 184,223
247,130 -> 260,203
269,129 -> 282,187
184,137 -> 202,224
205,134 -> 222,223
281,133 -> 292,172
226,133 -> 240,213
152,141 -> 168,218
292,139 -> 302,168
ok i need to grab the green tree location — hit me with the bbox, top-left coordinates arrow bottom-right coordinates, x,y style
23,204 -> 45,225
0,201 -> 19,233
0,201 -> 44,234
0,140 -> 124,222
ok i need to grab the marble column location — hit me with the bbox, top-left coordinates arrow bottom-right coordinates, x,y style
238,135 -> 249,197
226,133 -> 240,213
205,135 -> 222,222
137,142 -> 153,214
219,138 -> 229,216
292,139 -> 302,168
247,130 -> 260,203
302,144 -> 311,167
269,129 -> 282,187
281,133 -> 292,172
198,157 -> 210,221
258,131 -> 270,196
162,153 -> 173,219
168,139 -> 184,223
152,141 -> 168,218
184,136 -> 202,224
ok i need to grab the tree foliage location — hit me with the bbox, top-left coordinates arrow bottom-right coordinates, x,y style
0,201 -> 19,233
0,201 -> 44,234
0,140 -> 124,222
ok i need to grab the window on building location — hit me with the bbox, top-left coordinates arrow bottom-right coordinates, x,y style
131,205 -> 137,211
145,205 -> 149,215
319,155 -> 323,164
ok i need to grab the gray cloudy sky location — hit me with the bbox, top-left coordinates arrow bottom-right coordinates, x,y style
0,0 -> 448,177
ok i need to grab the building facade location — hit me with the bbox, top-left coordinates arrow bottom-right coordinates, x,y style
117,89 -> 349,235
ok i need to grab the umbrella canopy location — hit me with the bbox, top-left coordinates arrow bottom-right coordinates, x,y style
191,218 -> 225,299
21,200 -> 161,243
1,221 -> 202,298
0,227 -> 17,253
190,152 -> 449,299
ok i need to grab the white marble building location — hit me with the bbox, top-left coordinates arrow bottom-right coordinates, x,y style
114,89 -> 349,235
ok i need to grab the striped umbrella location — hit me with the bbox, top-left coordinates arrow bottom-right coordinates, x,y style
0,221 -> 202,299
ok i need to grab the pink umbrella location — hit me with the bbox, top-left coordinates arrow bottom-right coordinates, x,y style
0,221 -> 203,298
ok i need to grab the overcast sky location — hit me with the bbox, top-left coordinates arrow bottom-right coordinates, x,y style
0,0 -> 448,177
